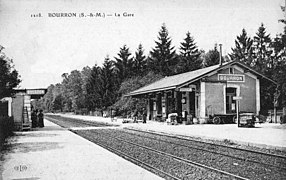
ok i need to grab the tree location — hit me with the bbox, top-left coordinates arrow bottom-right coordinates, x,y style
271,5 -> 286,109
133,44 -> 147,76
0,47 -> 21,99
253,24 -> 273,74
113,45 -> 134,82
69,70 -> 84,111
229,29 -> 254,66
176,32 -> 202,73
61,73 -> 72,111
31,98 -> 44,111
60,70 -> 84,112
42,84 -> 55,112
53,94 -> 64,112
113,71 -> 164,116
203,45 -> 221,67
252,24 -> 275,113
86,64 -> 102,110
80,66 -> 92,110
49,83 -> 63,112
100,56 -> 116,109
149,23 -> 177,76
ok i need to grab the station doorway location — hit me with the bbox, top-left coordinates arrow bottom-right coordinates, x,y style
226,87 -> 237,113
189,92 -> 196,117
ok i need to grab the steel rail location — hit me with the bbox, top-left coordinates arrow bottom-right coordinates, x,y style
47,117 -> 179,179
92,130 -> 249,180
45,116 -> 113,127
126,127 -> 286,159
80,133 -> 181,180
46,116 -> 284,179
121,128 -> 286,170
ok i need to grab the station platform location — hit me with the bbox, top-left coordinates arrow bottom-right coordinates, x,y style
1,114 -> 285,180
60,114 -> 286,150
0,120 -> 163,180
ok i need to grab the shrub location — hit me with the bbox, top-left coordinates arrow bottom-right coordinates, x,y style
281,115 -> 286,124
0,116 -> 14,150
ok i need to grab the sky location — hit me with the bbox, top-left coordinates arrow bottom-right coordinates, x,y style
0,0 -> 285,89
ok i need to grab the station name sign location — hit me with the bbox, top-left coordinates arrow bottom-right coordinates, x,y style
27,89 -> 46,95
179,85 -> 196,92
218,74 -> 245,82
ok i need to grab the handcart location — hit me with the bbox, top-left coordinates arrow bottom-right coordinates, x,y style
210,113 -> 236,124
166,113 -> 178,125
238,113 -> 255,127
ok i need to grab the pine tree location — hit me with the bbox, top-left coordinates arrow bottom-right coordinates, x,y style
203,45 -> 221,67
176,32 -> 202,73
272,5 -> 286,109
114,45 -> 133,82
230,29 -> 254,66
252,24 -> 275,114
149,23 -> 176,76
101,56 -> 116,109
80,66 -> 92,110
86,64 -> 102,110
253,24 -> 273,74
133,44 -> 147,76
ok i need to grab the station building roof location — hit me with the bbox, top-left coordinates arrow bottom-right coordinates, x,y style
128,61 -> 276,96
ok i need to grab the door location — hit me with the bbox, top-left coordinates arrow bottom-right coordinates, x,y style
189,92 -> 196,117
226,87 -> 236,113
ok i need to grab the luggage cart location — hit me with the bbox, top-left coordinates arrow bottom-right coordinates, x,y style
211,113 -> 236,124
238,113 -> 255,127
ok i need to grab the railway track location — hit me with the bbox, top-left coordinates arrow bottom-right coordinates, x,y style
73,129 -> 248,180
45,115 -> 116,128
125,127 -> 286,157
88,136 -> 181,180
46,116 -> 286,179
88,129 -> 286,179
123,128 -> 286,170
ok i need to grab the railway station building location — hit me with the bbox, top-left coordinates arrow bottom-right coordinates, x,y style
128,61 -> 276,123
0,88 -> 47,130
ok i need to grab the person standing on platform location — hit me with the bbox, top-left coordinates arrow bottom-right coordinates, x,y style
38,109 -> 44,127
31,110 -> 37,128
142,108 -> 147,123
132,109 -> 138,123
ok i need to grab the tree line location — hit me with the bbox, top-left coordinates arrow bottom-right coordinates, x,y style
32,24 -> 222,115
32,7 -> 285,116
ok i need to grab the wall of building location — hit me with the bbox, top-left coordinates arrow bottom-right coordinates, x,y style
12,95 -> 24,130
24,95 -> 31,122
205,65 -> 257,115
205,83 -> 225,116
239,74 -> 256,113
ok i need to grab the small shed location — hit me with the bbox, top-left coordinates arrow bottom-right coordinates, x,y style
1,88 -> 47,130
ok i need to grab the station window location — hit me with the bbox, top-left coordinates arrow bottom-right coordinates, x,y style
229,67 -> 234,74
